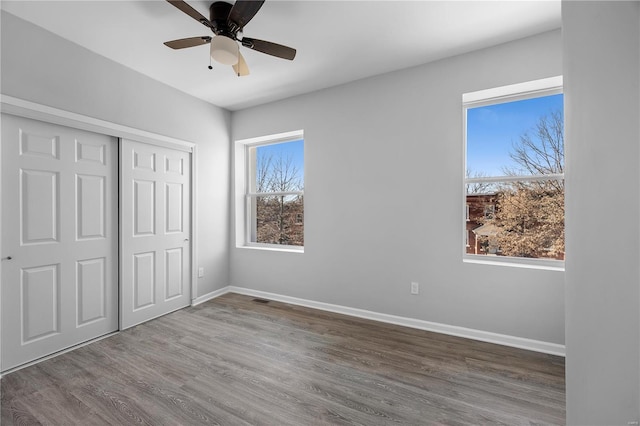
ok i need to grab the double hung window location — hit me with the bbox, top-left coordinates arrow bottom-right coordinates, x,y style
464,77 -> 564,268
236,130 -> 304,250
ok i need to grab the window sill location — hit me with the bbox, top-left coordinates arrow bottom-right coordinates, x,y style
238,244 -> 304,254
463,255 -> 564,272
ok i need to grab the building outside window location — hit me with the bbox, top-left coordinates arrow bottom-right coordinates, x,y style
483,205 -> 495,220
464,77 -> 564,266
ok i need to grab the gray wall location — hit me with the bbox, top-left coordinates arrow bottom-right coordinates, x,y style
1,11 -> 231,298
7,2 -> 640,422
563,1 -> 640,424
231,30 -> 565,345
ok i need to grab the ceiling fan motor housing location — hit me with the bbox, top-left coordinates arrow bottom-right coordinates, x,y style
210,1 -> 235,37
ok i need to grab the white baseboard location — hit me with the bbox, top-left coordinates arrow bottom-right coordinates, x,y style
216,286 -> 565,357
192,286 -> 230,306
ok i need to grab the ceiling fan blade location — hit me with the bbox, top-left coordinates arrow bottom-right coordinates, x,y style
232,52 -> 250,76
166,0 -> 212,28
228,0 -> 265,31
241,37 -> 296,60
164,36 -> 212,49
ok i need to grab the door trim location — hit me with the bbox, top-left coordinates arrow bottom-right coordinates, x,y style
1,95 -> 194,151
0,95 -> 200,318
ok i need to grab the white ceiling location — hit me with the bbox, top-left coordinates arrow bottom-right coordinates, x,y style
2,1 -> 561,111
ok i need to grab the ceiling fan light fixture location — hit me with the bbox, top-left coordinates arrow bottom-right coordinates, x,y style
210,35 -> 239,65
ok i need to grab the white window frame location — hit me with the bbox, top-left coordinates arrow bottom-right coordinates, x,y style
234,130 -> 304,252
462,76 -> 564,271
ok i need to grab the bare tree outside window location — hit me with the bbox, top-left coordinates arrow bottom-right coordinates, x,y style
253,141 -> 304,246
465,169 -> 495,194
505,110 -> 564,178
477,110 -> 565,259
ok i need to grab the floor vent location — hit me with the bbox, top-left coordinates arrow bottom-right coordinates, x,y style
252,298 -> 270,304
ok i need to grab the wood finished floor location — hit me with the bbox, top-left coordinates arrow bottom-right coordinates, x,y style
1,293 -> 565,425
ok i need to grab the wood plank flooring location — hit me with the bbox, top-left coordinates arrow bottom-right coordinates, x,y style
1,293 -> 565,425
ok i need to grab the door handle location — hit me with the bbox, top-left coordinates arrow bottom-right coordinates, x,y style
2,256 -> 12,261
184,239 -> 189,242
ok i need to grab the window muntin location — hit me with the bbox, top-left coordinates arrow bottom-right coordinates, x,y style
464,78 -> 564,266
246,138 -> 304,248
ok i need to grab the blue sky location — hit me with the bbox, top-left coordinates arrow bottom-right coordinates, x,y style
466,93 -> 563,177
257,138 -> 304,178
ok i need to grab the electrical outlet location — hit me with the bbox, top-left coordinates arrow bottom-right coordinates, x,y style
198,267 -> 204,278
411,282 -> 419,295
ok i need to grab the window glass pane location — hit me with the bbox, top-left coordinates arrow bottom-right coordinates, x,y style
465,90 -> 564,263
466,94 -> 564,178
247,137 -> 304,248
254,195 -> 304,246
466,180 -> 564,260
255,139 -> 304,193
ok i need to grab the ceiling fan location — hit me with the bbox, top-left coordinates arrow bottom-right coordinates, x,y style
164,0 -> 296,76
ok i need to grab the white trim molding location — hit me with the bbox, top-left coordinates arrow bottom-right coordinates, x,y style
1,95 -> 195,152
209,286 -> 565,356
235,129 -> 304,147
462,75 -> 563,106
192,287 -> 230,306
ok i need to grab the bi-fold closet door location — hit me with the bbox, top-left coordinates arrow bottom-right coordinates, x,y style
1,115 -> 192,372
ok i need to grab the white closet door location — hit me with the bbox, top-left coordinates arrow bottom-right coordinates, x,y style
1,114 -> 118,372
120,139 -> 191,329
